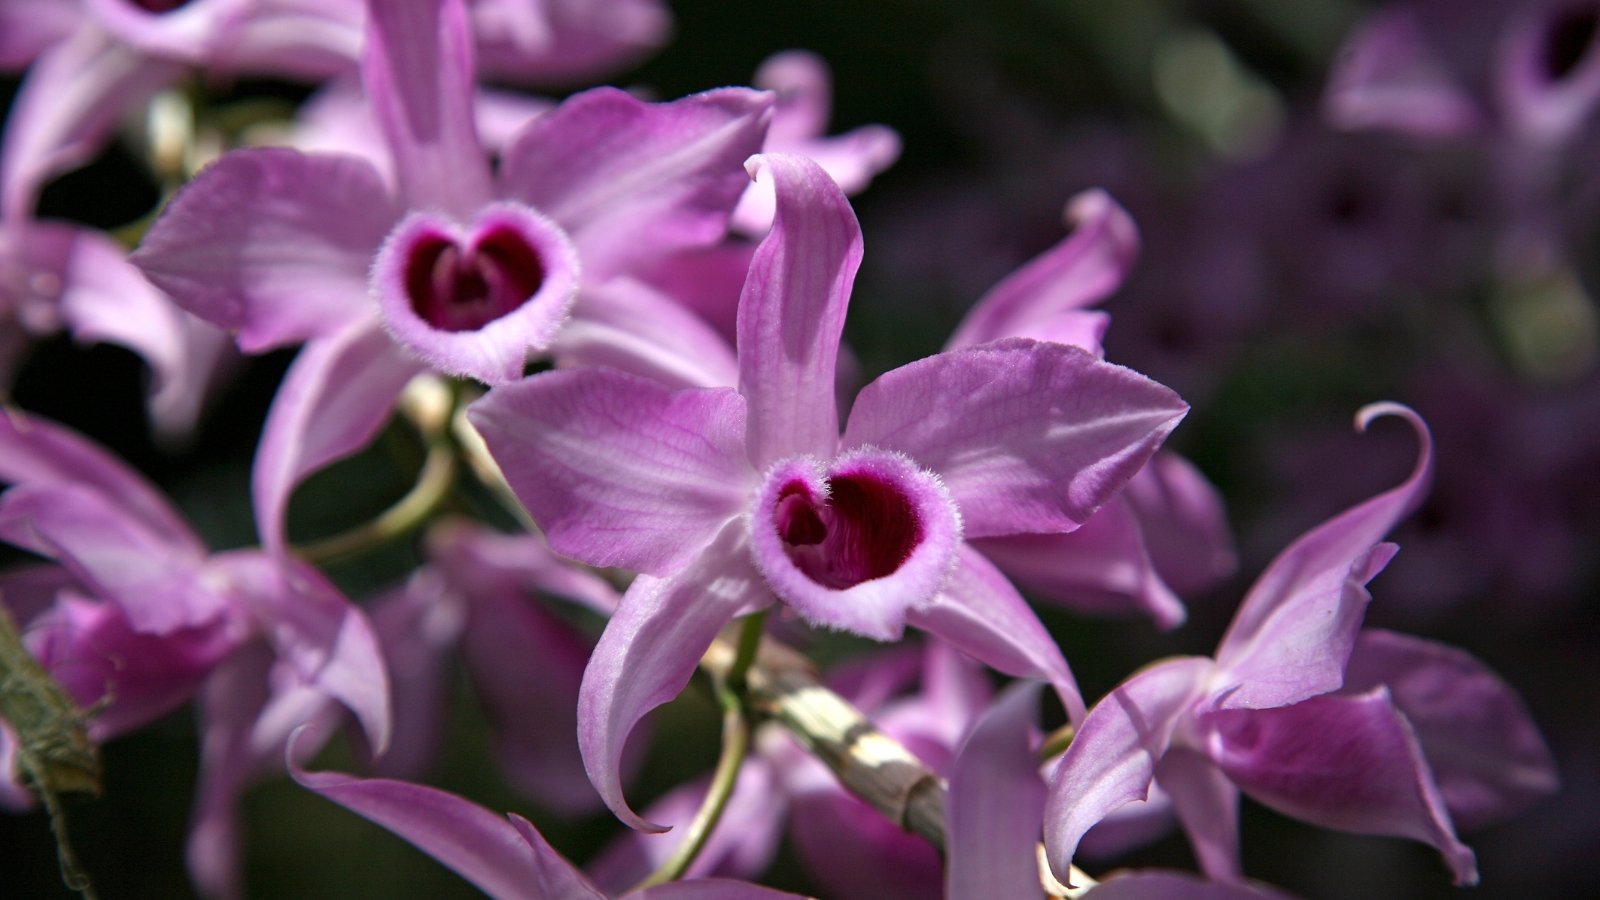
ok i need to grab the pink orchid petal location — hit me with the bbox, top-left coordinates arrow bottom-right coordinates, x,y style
27,594 -> 238,741
0,26 -> 180,218
736,153 -> 861,467
251,321 -> 421,555
0,563 -> 76,624
212,552 -> 392,754
786,782 -> 944,900
1205,688 -> 1478,886
587,758 -> 785,892
909,545 -> 1085,723
470,0 -> 671,84
187,645 -> 275,900
553,277 -> 739,389
844,339 -> 1188,538
501,87 -> 774,278
1343,629 -> 1559,831
1123,452 -> 1237,596
972,496 -> 1188,630
0,407 -> 200,550
1154,746 -> 1242,881
0,0 -> 79,67
1081,870 -> 1299,899
947,681 -> 1048,900
1324,9 -> 1483,138
946,189 -> 1139,352
209,4 -> 364,78
295,767 -> 601,900
0,483 -> 221,632
578,523 -> 766,832
83,0 -> 252,61
1043,656 -> 1213,883
632,880 -> 812,900
360,0 -> 493,217
133,147 -> 399,351
425,518 -> 621,618
468,367 -> 752,574
1215,403 -> 1433,708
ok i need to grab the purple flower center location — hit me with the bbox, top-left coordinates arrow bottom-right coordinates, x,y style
127,0 -> 190,12
1542,7 -> 1599,82
773,471 -> 924,590
403,226 -> 547,332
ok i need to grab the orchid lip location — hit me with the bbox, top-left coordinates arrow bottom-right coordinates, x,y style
749,447 -> 962,641
374,202 -> 580,384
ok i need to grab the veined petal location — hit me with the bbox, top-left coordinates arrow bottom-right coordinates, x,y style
133,147 -> 398,351
470,0 -> 671,84
1043,656 -> 1212,884
578,523 -> 766,832
552,277 -> 739,389
910,545 -> 1085,723
947,681 -> 1048,900
500,87 -> 774,278
844,340 -> 1187,538
1123,452 -> 1237,596
1216,403 -> 1433,703
0,27 -> 180,218
1343,629 -> 1558,831
1205,689 -> 1478,886
737,153 -> 861,468
0,407 -> 200,551
251,321 -> 422,555
360,0 -> 493,217
468,367 -> 752,574
946,190 -> 1139,351
972,497 -> 1188,630
295,768 -> 601,900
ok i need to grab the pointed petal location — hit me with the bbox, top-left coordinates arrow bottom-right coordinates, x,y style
1216,404 -> 1433,707
1154,747 -> 1241,881
0,483 -> 220,632
1343,629 -> 1558,830
578,523 -> 765,831
946,190 -> 1139,352
0,407 -> 200,551
972,497 -> 1188,630
500,87 -> 774,277
360,0 -> 492,216
910,545 -> 1085,723
187,645 -> 276,900
553,277 -> 739,389
212,552 -> 392,754
1324,9 -> 1483,138
1043,656 -> 1212,883
468,366 -> 752,574
471,0 -> 671,84
845,340 -> 1187,538
0,28 -> 179,218
1206,689 -> 1477,885
132,147 -> 398,351
736,153 -> 861,467
364,576 -> 462,783
947,681 -> 1048,900
251,321 -> 420,554
294,767 -> 601,900
1123,452 -> 1237,596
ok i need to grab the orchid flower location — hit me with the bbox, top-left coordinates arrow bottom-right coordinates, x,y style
469,152 -> 1188,832
133,0 -> 773,554
0,408 -> 390,898
1043,404 -> 1556,887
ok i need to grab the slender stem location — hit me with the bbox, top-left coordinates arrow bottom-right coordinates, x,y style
1038,722 -> 1076,762
633,612 -> 768,890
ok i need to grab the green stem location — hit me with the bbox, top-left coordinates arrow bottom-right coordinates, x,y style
294,434 -> 457,565
632,611 -> 767,890
1037,722 -> 1076,762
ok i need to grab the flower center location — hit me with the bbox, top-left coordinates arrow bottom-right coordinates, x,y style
127,0 -> 191,11
403,225 -> 547,332
774,471 -> 924,590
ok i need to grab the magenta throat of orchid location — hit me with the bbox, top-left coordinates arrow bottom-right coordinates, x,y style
404,226 -> 547,333
129,0 -> 191,12
774,473 -> 924,589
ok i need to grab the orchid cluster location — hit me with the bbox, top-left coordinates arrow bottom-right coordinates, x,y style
0,1 -> 1570,898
